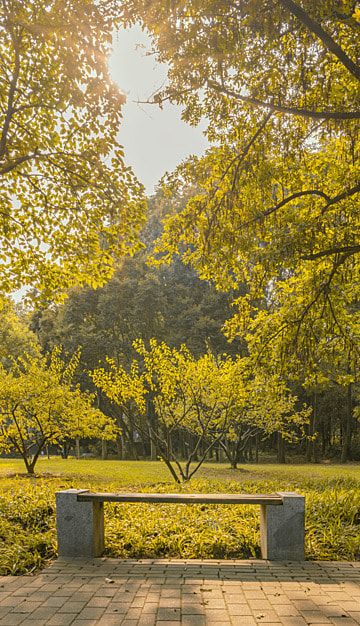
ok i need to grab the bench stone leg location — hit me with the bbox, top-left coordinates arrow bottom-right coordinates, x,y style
260,492 -> 305,560
56,489 -> 104,557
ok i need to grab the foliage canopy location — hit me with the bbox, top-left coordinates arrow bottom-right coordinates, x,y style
123,0 -> 360,368
0,0 -> 145,299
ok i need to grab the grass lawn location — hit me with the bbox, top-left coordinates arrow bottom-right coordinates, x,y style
0,458 -> 359,574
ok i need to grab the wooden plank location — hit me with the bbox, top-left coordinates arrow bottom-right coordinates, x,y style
77,492 -> 284,505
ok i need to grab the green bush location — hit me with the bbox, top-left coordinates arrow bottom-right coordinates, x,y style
0,481 -> 57,574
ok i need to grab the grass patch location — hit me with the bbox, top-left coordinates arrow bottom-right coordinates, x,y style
0,459 -> 359,574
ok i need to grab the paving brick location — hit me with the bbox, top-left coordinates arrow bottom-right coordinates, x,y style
105,602 -> 130,615
159,598 -> 181,608
97,617 -> 125,625
156,607 -> 181,621
181,604 -> 204,615
154,622 -> 180,626
71,621 -> 99,626
227,603 -> 253,616
11,600 -> 42,614
47,615 -> 78,625
181,616 -> 206,626
274,605 -> 300,616
0,613 -> 26,625
27,606 -> 59,620
301,611 -> 332,624
77,608 -> 106,620
86,597 -> 112,608
137,617 -> 157,626
340,604 -> 360,613
42,596 -> 68,608
230,618 -> 257,625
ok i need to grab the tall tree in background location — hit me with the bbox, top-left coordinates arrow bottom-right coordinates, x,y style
0,0 -> 145,299
30,190 -> 242,373
122,0 -> 359,368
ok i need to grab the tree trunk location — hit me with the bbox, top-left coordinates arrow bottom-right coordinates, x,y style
150,437 -> 157,461
255,435 -> 259,463
26,462 -> 35,475
305,426 -> 312,461
61,442 -> 70,459
75,436 -> 80,460
25,443 -> 44,474
248,437 -> 253,462
116,434 -> 123,460
101,439 -> 108,460
341,382 -> 352,463
162,456 -> 181,483
277,433 -> 286,463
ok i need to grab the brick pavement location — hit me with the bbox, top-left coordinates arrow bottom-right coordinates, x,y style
0,559 -> 359,626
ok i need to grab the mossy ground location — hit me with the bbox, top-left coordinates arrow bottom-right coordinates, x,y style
0,458 -> 359,574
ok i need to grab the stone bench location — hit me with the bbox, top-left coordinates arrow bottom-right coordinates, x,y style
55,490 -> 305,561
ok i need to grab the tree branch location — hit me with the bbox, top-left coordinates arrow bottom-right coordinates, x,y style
0,31 -> 21,158
208,81 -> 360,120
240,189 -> 331,229
0,151 -> 38,175
321,182 -> 360,213
241,182 -> 359,229
302,244 -> 360,261
278,0 -> 360,81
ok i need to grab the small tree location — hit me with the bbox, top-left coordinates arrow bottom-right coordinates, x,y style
215,358 -> 310,468
93,340 -> 234,482
0,348 -> 117,474
137,340 -> 233,482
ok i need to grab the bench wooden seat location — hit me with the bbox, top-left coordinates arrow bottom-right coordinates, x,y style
77,492 -> 284,506
56,488 -> 305,561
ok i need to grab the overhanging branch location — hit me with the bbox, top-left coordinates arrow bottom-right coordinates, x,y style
208,81 -> 360,121
302,244 -> 360,261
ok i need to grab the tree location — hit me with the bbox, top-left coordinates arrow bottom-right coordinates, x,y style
0,348 -> 117,474
0,295 -> 37,366
215,358 -> 310,469
123,0 -> 359,365
0,0 -> 145,299
92,340 -> 229,481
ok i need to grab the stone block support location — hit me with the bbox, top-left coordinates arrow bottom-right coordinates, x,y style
56,489 -> 104,557
260,492 -> 305,560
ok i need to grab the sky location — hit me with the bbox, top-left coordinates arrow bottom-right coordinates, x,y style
109,26 -> 208,195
